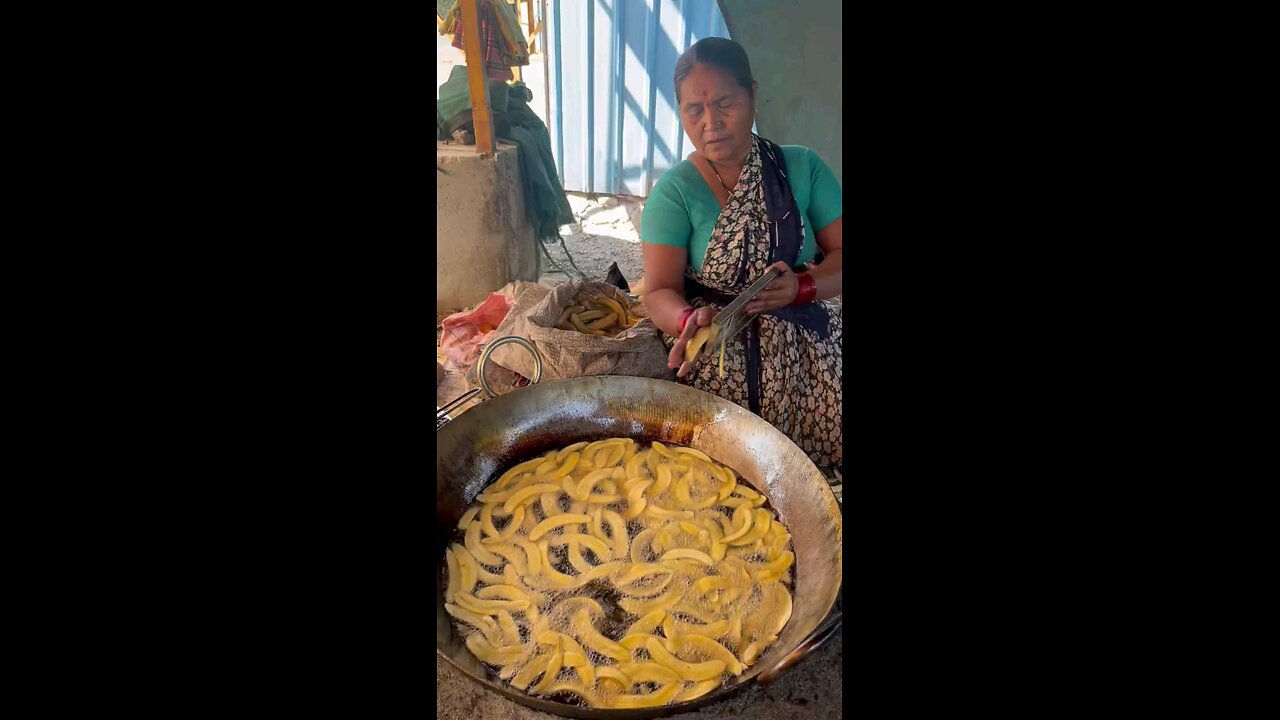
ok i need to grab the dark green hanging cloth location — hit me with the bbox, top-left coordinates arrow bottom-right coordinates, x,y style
436,65 -> 573,241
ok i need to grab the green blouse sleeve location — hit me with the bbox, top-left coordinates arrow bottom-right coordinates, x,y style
640,174 -> 692,253
806,149 -> 842,232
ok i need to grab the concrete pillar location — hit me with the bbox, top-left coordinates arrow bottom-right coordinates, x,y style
437,142 -> 540,314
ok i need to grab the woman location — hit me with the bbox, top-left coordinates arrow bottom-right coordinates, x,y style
641,37 -> 842,469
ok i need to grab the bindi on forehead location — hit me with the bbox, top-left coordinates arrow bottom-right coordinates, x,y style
677,64 -> 747,103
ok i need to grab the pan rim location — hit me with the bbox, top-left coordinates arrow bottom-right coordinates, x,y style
436,376 -> 842,718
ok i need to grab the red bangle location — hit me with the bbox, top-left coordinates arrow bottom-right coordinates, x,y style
790,273 -> 817,306
678,307 -> 695,333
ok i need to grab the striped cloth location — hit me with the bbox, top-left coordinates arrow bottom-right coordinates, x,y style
489,0 -> 531,67
442,0 -> 528,81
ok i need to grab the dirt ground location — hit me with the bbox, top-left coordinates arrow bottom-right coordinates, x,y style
538,192 -> 645,287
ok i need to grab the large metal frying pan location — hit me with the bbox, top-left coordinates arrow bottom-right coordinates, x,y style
436,376 -> 843,718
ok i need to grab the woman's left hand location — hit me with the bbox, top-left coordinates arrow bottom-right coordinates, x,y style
744,261 -> 799,314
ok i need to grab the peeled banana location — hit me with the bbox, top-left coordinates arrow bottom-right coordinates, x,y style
683,325 -> 720,364
555,289 -> 643,337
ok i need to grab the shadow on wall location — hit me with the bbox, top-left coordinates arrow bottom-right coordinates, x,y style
549,0 -> 730,196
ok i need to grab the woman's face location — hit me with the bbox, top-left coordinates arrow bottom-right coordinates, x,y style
678,62 -> 756,165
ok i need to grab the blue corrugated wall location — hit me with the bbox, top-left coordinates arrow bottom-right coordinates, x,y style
546,0 -> 731,197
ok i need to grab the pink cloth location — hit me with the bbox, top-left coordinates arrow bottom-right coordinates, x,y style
440,293 -> 514,370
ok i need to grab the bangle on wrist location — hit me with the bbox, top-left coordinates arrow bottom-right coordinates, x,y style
677,307 -> 695,333
790,273 -> 817,306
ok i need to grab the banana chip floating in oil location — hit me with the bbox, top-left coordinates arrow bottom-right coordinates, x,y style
442,439 -> 795,709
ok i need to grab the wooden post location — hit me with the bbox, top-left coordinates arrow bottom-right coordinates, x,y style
506,2 -> 523,79
459,0 -> 495,156
526,0 -> 536,54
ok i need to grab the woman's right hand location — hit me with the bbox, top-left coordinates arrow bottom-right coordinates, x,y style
668,306 -> 716,378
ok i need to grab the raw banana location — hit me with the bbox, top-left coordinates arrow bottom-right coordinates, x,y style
683,325 -> 720,364
557,289 -> 642,338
